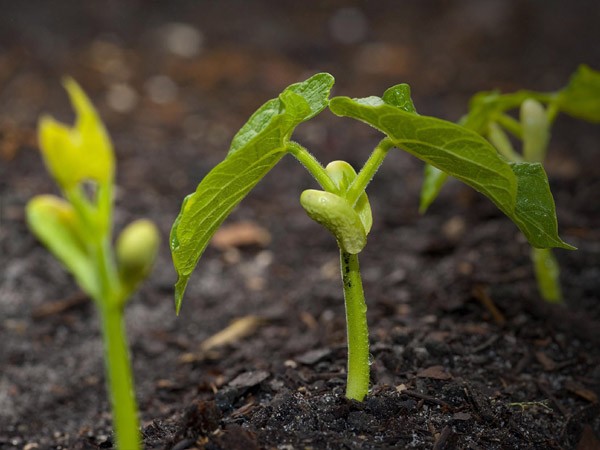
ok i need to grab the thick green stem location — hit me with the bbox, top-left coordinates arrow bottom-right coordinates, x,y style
99,304 -> 141,449
340,250 -> 370,401
346,138 -> 393,206
287,141 -> 338,193
531,247 -> 563,303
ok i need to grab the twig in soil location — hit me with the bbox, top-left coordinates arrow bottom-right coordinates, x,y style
472,284 -> 506,326
536,380 -> 569,416
179,316 -> 266,363
402,389 -> 455,412
200,316 -> 265,352
472,335 -> 500,353
432,425 -> 453,450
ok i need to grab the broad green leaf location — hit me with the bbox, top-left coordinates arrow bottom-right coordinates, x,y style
329,91 -> 573,249
556,65 -> 600,123
171,73 -> 334,312
418,165 -> 448,214
26,195 -> 100,300
38,78 -> 114,191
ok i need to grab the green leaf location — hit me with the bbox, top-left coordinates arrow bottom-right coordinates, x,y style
556,65 -> 600,123
171,73 -> 335,312
26,195 -> 99,300
419,164 -> 448,214
330,93 -> 573,250
38,78 -> 114,191
510,162 -> 575,250
382,84 -> 416,113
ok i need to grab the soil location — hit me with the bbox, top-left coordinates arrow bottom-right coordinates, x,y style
1,1 -> 600,449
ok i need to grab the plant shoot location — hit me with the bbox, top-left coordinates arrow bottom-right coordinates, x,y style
27,80 -> 159,450
171,73 -> 574,401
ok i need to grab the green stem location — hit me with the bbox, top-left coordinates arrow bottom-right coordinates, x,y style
487,122 -> 522,162
340,250 -> 370,401
531,247 -> 563,303
495,114 -> 523,139
287,141 -> 338,193
94,237 -> 140,449
99,303 -> 141,449
346,138 -> 393,206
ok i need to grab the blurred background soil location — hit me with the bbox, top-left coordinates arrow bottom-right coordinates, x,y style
1,1 -> 600,448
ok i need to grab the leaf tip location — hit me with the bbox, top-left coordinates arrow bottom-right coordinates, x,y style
174,275 -> 189,315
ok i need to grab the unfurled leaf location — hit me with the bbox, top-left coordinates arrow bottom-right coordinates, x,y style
330,91 -> 573,249
171,73 -> 334,312
26,195 -> 99,300
510,162 -> 574,249
38,78 -> 114,191
556,65 -> 600,123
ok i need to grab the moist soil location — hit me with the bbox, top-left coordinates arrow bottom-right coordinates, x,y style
1,1 -> 600,449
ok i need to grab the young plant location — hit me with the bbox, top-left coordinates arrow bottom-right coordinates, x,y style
419,65 -> 600,302
170,73 -> 571,401
27,80 -> 159,450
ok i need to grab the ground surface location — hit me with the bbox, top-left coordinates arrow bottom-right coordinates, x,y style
1,1 -> 600,449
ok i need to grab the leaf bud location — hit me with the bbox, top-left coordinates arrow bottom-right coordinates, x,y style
116,219 -> 160,288
300,189 -> 366,254
520,99 -> 550,163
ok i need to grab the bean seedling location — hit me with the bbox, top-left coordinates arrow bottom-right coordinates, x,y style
171,73 -> 572,401
27,80 -> 159,449
419,65 -> 600,302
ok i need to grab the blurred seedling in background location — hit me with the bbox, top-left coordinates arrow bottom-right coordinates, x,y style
420,65 -> 600,303
171,73 -> 572,402
27,80 -> 159,450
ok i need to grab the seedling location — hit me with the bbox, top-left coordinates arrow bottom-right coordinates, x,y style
420,65 -> 600,302
171,73 -> 572,401
27,80 -> 159,450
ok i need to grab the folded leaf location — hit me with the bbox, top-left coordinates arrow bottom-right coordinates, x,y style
556,64 -> 600,123
26,195 -> 99,300
38,78 -> 114,191
171,73 -> 334,312
325,161 -> 372,234
330,90 -> 573,249
300,190 -> 367,254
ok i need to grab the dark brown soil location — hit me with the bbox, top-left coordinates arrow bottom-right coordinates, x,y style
1,1 -> 600,449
